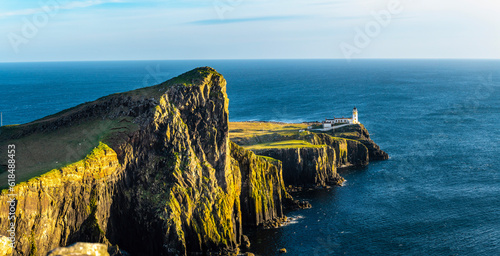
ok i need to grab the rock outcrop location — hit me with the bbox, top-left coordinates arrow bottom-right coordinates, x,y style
229,122 -> 387,189
307,133 -> 369,168
237,131 -> 375,188
328,124 -> 389,161
252,146 -> 343,187
0,236 -> 13,256
0,67 -> 289,256
46,242 -> 127,256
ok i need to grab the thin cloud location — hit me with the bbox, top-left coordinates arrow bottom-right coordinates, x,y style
0,0 -> 125,18
187,15 -> 304,25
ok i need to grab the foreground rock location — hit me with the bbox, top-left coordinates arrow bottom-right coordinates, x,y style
0,236 -> 13,256
46,242 -> 128,256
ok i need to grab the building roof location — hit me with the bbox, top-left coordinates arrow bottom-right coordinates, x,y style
324,117 -> 352,122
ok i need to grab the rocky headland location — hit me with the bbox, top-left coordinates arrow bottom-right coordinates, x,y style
0,67 -> 387,255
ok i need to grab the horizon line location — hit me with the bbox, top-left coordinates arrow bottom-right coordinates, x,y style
1,57 -> 500,64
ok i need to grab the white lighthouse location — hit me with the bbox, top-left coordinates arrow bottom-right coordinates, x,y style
321,107 -> 360,128
352,107 -> 359,124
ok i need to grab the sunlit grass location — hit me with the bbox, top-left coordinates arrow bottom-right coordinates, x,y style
229,121 -> 308,141
0,117 -> 137,189
244,140 -> 325,150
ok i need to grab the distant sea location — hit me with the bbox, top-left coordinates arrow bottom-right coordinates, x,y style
1,60 -> 499,255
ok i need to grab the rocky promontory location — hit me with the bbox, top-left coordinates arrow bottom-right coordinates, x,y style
229,121 -> 388,189
327,124 -> 389,161
0,67 -> 388,256
0,67 -> 292,255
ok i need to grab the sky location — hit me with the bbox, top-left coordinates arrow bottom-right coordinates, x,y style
0,0 -> 499,62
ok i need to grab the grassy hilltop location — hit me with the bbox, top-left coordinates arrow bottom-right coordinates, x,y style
0,68 -> 220,189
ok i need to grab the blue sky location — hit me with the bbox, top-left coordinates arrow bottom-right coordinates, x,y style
1,0 -> 499,62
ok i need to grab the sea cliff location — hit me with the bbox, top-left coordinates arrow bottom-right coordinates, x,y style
0,67 -> 292,255
229,122 -> 387,189
0,67 -> 388,255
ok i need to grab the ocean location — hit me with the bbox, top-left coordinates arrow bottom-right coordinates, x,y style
1,59 -> 499,255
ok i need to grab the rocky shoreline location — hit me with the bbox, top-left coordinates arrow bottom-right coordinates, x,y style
0,67 -> 387,255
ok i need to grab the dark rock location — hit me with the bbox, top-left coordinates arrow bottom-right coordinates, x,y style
241,235 -> 251,249
307,133 -> 369,168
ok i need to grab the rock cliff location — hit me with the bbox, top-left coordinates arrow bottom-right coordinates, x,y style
327,124 -> 389,161
229,142 -> 289,227
0,67 -> 289,256
0,67 -> 388,256
0,143 -> 122,256
252,146 -> 342,187
230,127 -> 379,188
306,133 -> 369,168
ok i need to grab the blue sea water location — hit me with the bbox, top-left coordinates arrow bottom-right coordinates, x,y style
1,60 -> 499,255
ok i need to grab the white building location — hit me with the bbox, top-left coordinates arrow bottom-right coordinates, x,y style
322,107 -> 359,128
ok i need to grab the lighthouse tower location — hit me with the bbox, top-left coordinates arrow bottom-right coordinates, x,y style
352,107 -> 359,124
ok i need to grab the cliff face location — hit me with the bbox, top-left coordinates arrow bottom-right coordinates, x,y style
328,124 -> 389,161
228,123 -> 385,189
107,68 -> 241,255
229,142 -> 288,227
307,133 -> 369,168
0,143 -> 122,256
235,131 -> 372,188
252,146 -> 342,187
0,67 -> 288,256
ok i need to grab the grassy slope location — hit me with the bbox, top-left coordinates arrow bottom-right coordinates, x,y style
0,67 -> 218,188
229,122 -> 323,150
229,122 -> 308,139
0,117 -> 137,189
244,140 -> 324,150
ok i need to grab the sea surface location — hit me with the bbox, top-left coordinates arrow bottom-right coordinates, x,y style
1,60 -> 499,255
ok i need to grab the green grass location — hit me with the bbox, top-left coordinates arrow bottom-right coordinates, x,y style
244,140 -> 325,150
257,155 -> 280,163
0,117 -> 137,189
229,122 -> 308,142
119,67 -> 221,100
